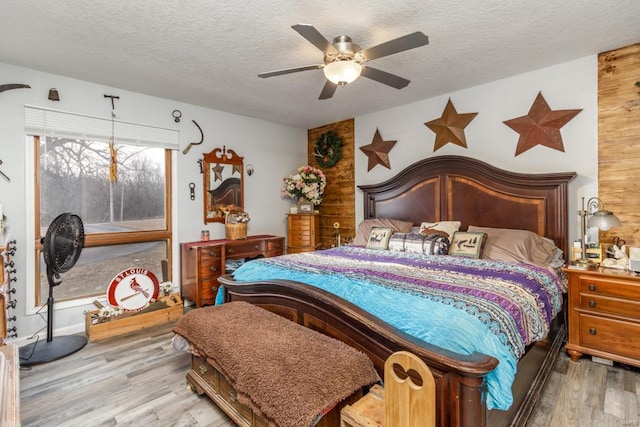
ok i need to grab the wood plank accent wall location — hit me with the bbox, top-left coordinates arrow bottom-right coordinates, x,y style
307,119 -> 355,249
598,43 -> 640,246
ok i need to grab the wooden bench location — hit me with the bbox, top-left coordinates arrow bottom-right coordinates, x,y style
174,301 -> 380,427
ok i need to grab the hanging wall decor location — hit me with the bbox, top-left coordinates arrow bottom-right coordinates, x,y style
359,128 -> 397,171
0,83 -> 31,94
183,120 -> 204,155
503,92 -> 581,156
424,98 -> 478,151
313,130 -> 342,168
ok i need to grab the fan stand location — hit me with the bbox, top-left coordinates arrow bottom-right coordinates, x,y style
19,267 -> 87,367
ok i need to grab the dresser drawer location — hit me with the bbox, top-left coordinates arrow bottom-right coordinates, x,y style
579,276 -> 640,300
200,246 -> 222,261
579,314 -> 640,360
289,215 -> 311,228
266,238 -> 284,255
579,293 -> 640,319
226,241 -> 263,258
290,229 -> 312,245
200,258 -> 223,279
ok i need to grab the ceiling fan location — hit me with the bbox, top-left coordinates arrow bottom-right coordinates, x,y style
258,24 -> 429,100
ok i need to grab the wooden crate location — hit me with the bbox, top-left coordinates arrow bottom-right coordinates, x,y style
86,294 -> 183,342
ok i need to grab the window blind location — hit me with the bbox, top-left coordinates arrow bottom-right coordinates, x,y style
24,105 -> 180,150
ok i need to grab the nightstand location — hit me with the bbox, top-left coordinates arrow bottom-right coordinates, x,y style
287,213 -> 320,254
564,267 -> 640,367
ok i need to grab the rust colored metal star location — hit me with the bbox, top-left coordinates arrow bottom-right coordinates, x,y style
212,163 -> 224,182
425,99 -> 478,151
360,128 -> 397,171
503,92 -> 582,156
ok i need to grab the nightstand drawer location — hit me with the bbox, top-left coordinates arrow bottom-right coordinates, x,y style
579,276 -> 640,300
579,293 -> 640,319
579,314 -> 640,360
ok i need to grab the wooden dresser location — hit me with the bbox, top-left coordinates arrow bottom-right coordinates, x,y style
180,235 -> 284,307
565,267 -> 640,366
287,213 -> 320,254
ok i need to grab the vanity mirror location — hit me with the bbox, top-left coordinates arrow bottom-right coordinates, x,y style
203,146 -> 244,223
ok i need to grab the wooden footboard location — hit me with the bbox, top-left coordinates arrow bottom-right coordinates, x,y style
218,275 -> 565,427
219,276 -> 502,426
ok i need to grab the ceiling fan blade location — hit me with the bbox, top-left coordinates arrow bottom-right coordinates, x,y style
258,64 -> 323,78
292,24 -> 338,54
360,31 -> 429,61
319,80 -> 338,100
361,66 -> 411,89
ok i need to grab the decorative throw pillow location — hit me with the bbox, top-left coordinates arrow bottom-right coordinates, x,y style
423,233 -> 450,255
448,231 -> 488,258
352,218 -> 413,246
365,227 -> 394,250
419,221 -> 461,239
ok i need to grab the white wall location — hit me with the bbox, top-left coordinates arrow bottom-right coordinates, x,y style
1,54 -> 599,342
0,62 -> 306,342
355,55 -> 598,245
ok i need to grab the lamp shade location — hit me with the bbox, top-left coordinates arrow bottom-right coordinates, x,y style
323,60 -> 362,86
587,210 -> 621,231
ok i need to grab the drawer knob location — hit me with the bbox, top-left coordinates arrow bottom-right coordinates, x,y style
254,245 -> 260,250
229,389 -> 237,403
228,248 -> 234,254
210,266 -> 217,272
589,328 -> 597,335
199,364 -> 208,375
208,251 -> 217,257
588,284 -> 596,291
589,300 -> 596,307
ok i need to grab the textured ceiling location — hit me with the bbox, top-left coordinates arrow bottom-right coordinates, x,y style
1,0 -> 639,129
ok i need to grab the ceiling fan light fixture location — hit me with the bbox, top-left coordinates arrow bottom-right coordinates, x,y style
323,60 -> 362,86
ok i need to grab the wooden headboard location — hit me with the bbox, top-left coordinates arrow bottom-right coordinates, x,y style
358,156 -> 576,256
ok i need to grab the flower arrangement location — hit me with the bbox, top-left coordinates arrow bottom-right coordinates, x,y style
281,165 -> 327,205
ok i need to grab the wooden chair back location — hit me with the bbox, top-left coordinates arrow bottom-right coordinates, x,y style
384,351 -> 435,427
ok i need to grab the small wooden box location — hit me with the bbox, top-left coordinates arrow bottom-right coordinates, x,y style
341,384 -> 384,427
86,294 -> 183,342
571,246 -> 605,264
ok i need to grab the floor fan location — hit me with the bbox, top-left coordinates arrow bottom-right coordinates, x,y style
20,213 -> 87,367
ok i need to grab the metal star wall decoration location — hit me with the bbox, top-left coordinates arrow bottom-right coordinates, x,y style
503,92 -> 582,156
212,163 -> 224,181
424,99 -> 478,151
360,128 -> 397,171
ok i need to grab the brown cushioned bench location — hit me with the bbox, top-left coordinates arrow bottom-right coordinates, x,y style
173,301 -> 380,427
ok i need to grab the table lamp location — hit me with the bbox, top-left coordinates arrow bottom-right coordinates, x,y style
573,196 -> 622,269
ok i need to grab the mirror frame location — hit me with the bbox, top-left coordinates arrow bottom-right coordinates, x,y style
203,146 -> 244,224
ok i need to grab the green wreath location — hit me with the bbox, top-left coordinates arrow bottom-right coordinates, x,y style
314,131 -> 342,168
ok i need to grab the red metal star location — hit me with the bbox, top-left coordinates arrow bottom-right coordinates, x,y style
360,128 -> 397,171
425,99 -> 478,151
503,92 -> 581,156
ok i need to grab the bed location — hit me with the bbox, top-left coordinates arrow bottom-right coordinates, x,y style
216,155 -> 576,426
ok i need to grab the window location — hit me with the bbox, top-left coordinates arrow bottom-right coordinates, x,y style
26,106 -> 177,306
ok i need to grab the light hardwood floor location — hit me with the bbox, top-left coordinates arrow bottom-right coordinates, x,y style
19,321 -> 640,427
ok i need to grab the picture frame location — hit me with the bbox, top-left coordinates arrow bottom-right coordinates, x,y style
298,200 -> 314,213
